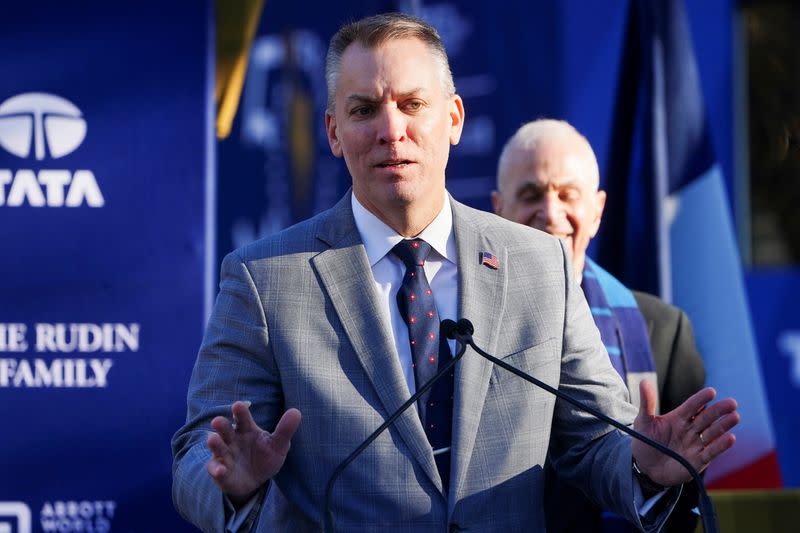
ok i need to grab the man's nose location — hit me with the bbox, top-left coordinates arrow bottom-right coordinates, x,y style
534,193 -> 564,226
377,107 -> 407,144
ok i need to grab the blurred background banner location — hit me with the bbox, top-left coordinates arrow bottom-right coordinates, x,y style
747,272 -> 800,488
217,0 -> 631,257
0,1 -> 212,531
217,0 -> 394,257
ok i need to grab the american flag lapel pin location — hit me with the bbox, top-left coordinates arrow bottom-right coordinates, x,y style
479,251 -> 500,270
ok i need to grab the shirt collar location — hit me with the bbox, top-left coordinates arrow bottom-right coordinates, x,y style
351,192 -> 455,267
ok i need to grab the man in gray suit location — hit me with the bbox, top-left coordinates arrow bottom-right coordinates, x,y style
492,119 -> 707,532
172,13 -> 739,532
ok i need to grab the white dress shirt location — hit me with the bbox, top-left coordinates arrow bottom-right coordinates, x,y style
351,192 -> 458,394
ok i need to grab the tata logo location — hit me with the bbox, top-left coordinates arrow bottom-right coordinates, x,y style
0,92 -> 104,207
0,93 -> 86,160
0,501 -> 31,533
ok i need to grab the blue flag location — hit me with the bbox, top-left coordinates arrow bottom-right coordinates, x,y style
597,0 -> 781,488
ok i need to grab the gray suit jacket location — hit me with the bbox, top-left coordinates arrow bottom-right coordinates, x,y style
545,291 -> 704,533
172,194 -> 668,532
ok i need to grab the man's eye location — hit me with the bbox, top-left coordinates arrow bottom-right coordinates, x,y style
520,191 -> 543,202
351,106 -> 374,117
560,189 -> 580,201
404,100 -> 423,111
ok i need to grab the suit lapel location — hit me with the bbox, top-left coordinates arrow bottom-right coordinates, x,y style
448,200 -> 508,510
310,195 -> 443,494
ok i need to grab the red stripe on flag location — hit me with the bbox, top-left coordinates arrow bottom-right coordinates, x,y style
707,450 -> 783,489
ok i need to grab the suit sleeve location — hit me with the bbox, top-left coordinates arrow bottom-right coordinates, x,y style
633,291 -> 706,532
547,240 -> 679,532
171,251 -> 282,533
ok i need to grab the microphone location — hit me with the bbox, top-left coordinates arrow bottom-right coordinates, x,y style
322,320 -> 467,533
447,318 -> 718,533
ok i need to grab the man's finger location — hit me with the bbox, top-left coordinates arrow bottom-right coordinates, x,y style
211,416 -> 235,443
699,432 -> 737,467
206,457 -> 229,481
674,387 -> 717,420
637,379 -> 658,420
270,408 -> 302,456
207,432 -> 231,461
231,400 -> 256,433
699,411 -> 741,446
693,398 -> 738,432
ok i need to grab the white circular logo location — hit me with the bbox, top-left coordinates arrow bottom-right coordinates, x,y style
0,93 -> 87,160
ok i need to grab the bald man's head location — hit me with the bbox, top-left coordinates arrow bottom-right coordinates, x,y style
492,119 -> 606,281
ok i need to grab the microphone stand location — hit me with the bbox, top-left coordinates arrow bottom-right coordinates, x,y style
322,325 -> 468,533
450,318 -> 718,533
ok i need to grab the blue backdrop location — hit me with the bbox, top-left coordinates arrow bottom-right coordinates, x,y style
217,0 -> 735,260
0,1 -> 212,531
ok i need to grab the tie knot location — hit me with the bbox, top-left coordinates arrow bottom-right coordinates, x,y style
391,238 -> 432,268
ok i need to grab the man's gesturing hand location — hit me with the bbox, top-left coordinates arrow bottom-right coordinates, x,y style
632,380 -> 739,487
206,402 -> 302,505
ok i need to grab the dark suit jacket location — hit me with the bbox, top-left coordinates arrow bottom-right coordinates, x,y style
545,290 -> 705,533
633,291 -> 705,414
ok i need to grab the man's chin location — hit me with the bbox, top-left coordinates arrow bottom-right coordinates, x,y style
383,180 -> 440,205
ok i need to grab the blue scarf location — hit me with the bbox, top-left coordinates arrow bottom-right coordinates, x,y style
581,258 -> 657,410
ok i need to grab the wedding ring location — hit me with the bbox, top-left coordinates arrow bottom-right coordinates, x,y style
699,432 -> 706,446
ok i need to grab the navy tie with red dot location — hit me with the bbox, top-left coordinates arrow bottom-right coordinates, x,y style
391,238 -> 453,490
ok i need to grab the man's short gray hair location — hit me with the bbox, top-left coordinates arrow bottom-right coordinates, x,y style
325,12 -> 456,111
496,119 -> 600,191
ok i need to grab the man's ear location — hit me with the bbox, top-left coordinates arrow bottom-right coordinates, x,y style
490,190 -> 503,215
326,111 -> 343,158
449,95 -> 465,145
589,190 -> 607,238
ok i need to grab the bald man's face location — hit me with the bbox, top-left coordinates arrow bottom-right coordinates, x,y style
492,138 -> 606,279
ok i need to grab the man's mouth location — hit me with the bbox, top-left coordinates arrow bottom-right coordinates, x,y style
376,159 -> 413,168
